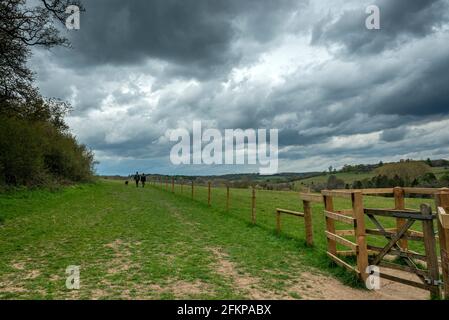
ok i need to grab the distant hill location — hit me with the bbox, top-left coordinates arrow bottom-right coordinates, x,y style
296,159 -> 449,192
101,158 -> 449,191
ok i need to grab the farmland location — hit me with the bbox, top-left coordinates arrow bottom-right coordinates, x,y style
295,166 -> 449,190
0,180 -> 437,299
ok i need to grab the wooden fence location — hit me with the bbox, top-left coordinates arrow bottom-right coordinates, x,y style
318,187 -> 449,299
147,177 -> 449,299
151,178 -> 258,224
149,178 -> 316,235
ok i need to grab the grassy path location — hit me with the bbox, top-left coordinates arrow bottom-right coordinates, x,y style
0,180 -> 432,299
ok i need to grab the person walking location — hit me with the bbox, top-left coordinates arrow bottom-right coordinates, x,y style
140,173 -> 147,188
133,171 -> 140,187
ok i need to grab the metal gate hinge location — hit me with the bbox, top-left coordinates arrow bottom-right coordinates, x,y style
425,278 -> 443,286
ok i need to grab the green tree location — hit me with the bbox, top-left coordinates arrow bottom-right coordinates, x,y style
0,0 -> 93,187
440,174 -> 449,187
327,175 -> 345,189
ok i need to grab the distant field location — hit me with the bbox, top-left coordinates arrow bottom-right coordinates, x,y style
296,172 -> 375,188
295,167 -> 449,189
0,180 -> 437,299
433,166 -> 449,178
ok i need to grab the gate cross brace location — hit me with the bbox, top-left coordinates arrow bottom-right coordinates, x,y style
367,214 -> 431,287
370,218 -> 416,266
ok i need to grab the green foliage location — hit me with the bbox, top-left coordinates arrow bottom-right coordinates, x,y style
0,116 -> 94,187
440,174 -> 449,187
340,163 -> 380,173
0,116 -> 45,185
0,0 -> 93,188
326,175 -> 345,189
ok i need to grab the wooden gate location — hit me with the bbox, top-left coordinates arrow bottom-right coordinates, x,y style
317,187 -> 449,299
364,204 -> 440,298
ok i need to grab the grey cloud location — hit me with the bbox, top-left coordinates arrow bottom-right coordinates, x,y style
380,127 -> 409,142
312,0 -> 449,55
29,0 -> 449,175
58,0 -> 303,78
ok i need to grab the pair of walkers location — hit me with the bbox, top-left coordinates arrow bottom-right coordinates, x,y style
133,172 -> 147,187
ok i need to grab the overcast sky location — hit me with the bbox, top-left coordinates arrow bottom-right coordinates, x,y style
30,0 -> 449,176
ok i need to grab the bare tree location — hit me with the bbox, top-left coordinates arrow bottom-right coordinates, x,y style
0,0 -> 83,104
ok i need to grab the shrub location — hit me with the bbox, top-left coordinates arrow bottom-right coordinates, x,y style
0,116 -> 94,187
326,175 -> 345,189
439,174 -> 449,187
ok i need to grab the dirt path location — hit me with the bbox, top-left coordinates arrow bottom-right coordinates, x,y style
210,247 -> 428,300
294,268 -> 428,300
162,199 -> 429,300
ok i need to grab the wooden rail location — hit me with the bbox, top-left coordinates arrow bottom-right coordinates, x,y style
360,188 -> 394,195
438,206 -> 449,229
364,208 -> 434,220
436,191 -> 449,299
275,206 -> 313,247
327,252 -> 360,275
150,180 -> 449,299
299,192 -> 323,203
325,231 -> 357,251
325,210 -> 356,225
321,190 -> 353,199
276,208 -> 304,217
366,228 -> 424,241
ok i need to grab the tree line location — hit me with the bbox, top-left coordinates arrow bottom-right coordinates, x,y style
311,161 -> 449,193
0,0 -> 94,188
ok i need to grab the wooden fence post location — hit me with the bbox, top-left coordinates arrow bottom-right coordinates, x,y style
181,180 -> 183,193
436,189 -> 449,299
276,209 -> 281,234
421,204 -> 441,299
303,200 -> 313,247
171,177 -> 175,193
165,177 -> 168,190
251,187 -> 256,224
324,194 -> 337,255
352,191 -> 368,282
394,187 -> 408,250
208,181 -> 211,206
191,180 -> 194,199
226,185 -> 230,211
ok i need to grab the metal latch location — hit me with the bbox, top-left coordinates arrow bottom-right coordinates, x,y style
425,278 -> 443,286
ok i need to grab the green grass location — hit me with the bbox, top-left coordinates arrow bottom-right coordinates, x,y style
433,167 -> 449,179
296,172 -> 375,188
0,180 -> 437,299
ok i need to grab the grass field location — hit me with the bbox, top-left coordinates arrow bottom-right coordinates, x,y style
0,180 -> 437,299
296,172 -> 375,187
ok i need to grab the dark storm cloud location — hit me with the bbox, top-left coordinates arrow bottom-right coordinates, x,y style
380,127 -> 409,142
60,0 -> 302,76
312,0 -> 449,55
368,55 -> 449,117
30,0 -> 449,175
